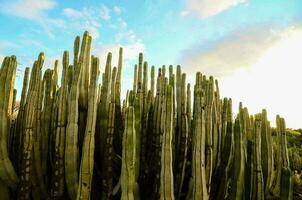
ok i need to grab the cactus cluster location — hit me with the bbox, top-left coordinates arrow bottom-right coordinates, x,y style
0,31 -> 294,200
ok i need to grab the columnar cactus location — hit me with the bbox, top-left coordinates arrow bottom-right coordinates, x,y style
229,116 -> 245,200
252,114 -> 264,200
191,73 -> 208,200
121,106 -> 136,200
215,98 -> 234,199
174,73 -> 188,198
12,67 -> 29,172
0,56 -> 19,189
18,53 -> 44,199
0,31 -> 295,200
160,85 -> 175,200
260,109 -> 274,195
77,56 -> 99,200
51,51 -> 69,199
65,46 -> 82,199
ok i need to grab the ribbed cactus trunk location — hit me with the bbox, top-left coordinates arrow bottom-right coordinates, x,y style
77,56 -> 99,200
160,85 -> 175,200
51,52 -> 69,199
192,73 -> 208,200
271,115 -> 283,197
18,53 -> 44,199
65,47 -> 82,199
0,56 -> 19,190
229,116 -> 245,199
260,109 -> 274,196
12,67 -> 29,173
279,117 -> 293,199
174,72 -> 188,199
121,107 -> 136,200
252,114 -> 264,200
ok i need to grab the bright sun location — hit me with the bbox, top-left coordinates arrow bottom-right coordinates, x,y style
220,27 -> 302,128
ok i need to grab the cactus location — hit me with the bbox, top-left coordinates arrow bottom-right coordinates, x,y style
280,167 -> 293,200
191,73 -> 208,200
121,106 -> 136,200
51,51 -> 69,199
12,67 -> 29,172
215,98 -> 234,199
252,114 -> 264,200
260,109 -> 274,196
159,85 -> 175,200
65,46 -> 82,199
18,53 -> 44,199
229,116 -> 245,200
0,56 -> 19,189
271,115 -> 283,196
174,73 -> 188,198
0,31 -> 294,200
77,56 -> 99,200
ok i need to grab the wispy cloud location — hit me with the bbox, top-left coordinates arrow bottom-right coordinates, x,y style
93,34 -> 145,71
0,0 -> 56,19
63,8 -> 83,18
0,40 -> 19,52
0,0 -> 64,38
113,6 -> 122,15
178,24 -> 284,77
62,7 -> 102,39
100,5 -> 111,20
182,0 -> 247,18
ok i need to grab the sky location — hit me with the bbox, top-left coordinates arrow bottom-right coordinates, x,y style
0,0 -> 301,128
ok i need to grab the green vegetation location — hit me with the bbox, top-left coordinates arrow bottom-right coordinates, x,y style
0,31 -> 299,199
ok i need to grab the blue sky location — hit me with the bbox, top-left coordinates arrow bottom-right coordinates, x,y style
0,0 -> 302,128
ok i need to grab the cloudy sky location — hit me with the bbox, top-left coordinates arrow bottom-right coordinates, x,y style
0,0 -> 301,128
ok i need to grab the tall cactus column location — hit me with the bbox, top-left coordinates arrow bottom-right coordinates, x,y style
0,56 -> 19,190
279,117 -> 293,200
229,116 -> 245,199
77,56 -> 99,200
51,51 -> 69,199
252,114 -> 264,200
18,53 -> 44,199
160,85 -> 175,200
121,107 -> 136,200
191,73 -> 208,200
65,47 -> 83,199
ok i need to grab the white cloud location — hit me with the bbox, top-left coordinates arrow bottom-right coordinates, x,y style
0,0 -> 64,39
62,7 -> 102,39
0,0 -> 56,19
63,8 -> 83,18
93,41 -> 145,69
100,5 -> 111,20
178,25 -> 282,77
180,10 -> 189,17
113,6 -> 122,15
0,40 -> 19,52
184,0 -> 247,18
118,18 -> 127,29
